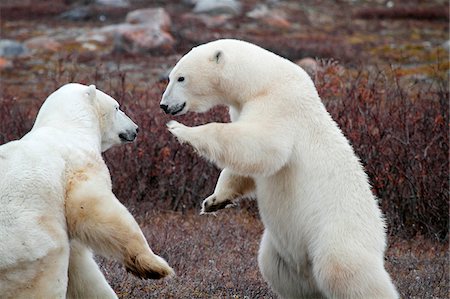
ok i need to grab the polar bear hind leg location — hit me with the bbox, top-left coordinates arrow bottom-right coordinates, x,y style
312,248 -> 399,299
67,240 -> 117,299
258,231 -> 324,299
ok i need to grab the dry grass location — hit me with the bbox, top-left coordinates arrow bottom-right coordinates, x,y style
98,209 -> 274,298
95,209 -> 449,298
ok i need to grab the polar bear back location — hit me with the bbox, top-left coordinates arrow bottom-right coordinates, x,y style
0,133 -> 70,298
0,134 -> 68,266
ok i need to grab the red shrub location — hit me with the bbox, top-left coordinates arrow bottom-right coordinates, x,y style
316,62 -> 449,240
0,95 -> 39,144
353,6 -> 449,21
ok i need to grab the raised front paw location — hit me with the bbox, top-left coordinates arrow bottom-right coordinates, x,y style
201,194 -> 235,214
166,120 -> 192,144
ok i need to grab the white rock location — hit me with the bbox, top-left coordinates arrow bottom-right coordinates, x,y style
193,0 -> 241,15
24,36 -> 60,52
95,0 -> 129,7
246,4 -> 269,19
125,7 -> 171,30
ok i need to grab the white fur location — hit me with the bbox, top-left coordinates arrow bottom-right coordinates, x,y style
162,39 -> 398,298
0,83 -> 172,299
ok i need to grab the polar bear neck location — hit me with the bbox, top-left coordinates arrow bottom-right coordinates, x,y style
209,40 -> 312,108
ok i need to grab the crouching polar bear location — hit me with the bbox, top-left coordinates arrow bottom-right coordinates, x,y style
161,39 -> 398,298
0,83 -> 173,299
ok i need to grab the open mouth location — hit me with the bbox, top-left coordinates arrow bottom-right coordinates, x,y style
170,102 -> 186,115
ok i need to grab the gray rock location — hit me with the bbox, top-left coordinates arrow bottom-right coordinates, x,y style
125,8 -> 171,30
441,40 -> 450,51
193,0 -> 241,15
181,13 -> 231,28
97,21 -> 174,53
246,4 -> 269,19
95,0 -> 129,7
0,39 -> 27,57
74,7 -> 174,53
247,4 -> 290,29
59,6 -> 92,21
24,36 -> 61,52
182,0 -> 199,6
113,24 -> 174,53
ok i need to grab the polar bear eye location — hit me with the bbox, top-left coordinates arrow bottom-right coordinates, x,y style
177,76 -> 185,82
115,106 -> 119,111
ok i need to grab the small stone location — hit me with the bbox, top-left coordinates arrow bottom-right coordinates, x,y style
246,4 -> 269,19
246,4 -> 290,29
441,40 -> 450,51
105,24 -> 174,53
0,57 -> 13,70
181,13 -> 231,28
76,32 -> 109,44
125,8 -> 171,30
24,36 -> 61,52
86,7 -> 174,54
193,0 -> 241,16
122,28 -> 174,53
95,0 -> 129,7
59,6 -> 92,21
0,39 -> 27,57
263,14 -> 291,29
82,43 -> 98,51
182,0 -> 198,6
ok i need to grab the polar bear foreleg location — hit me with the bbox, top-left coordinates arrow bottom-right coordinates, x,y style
66,176 -> 174,280
167,120 -> 293,177
201,168 -> 255,213
67,239 -> 117,299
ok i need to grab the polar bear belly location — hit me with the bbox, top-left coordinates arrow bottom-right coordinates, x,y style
255,169 -> 312,262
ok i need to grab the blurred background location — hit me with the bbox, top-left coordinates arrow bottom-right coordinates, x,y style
0,0 -> 448,297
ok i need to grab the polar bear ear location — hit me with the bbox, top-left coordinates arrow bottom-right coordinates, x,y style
210,50 -> 223,64
86,84 -> 97,102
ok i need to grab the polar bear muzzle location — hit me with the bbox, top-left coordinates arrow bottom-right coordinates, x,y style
160,102 -> 186,115
119,127 -> 138,143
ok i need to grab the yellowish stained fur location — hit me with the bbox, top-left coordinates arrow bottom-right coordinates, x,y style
65,157 -> 174,282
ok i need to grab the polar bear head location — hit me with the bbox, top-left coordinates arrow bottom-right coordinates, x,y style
33,83 -> 138,152
160,39 -> 281,116
160,48 -> 222,115
159,40 -> 235,116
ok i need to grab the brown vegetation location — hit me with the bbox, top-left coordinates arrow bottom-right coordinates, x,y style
354,6 -> 449,21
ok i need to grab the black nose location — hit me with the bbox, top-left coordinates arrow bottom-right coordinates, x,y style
119,132 -> 137,142
136,127 -> 139,134
160,104 -> 169,113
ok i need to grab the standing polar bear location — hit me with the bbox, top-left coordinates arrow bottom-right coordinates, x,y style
161,39 -> 398,298
0,83 -> 173,299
